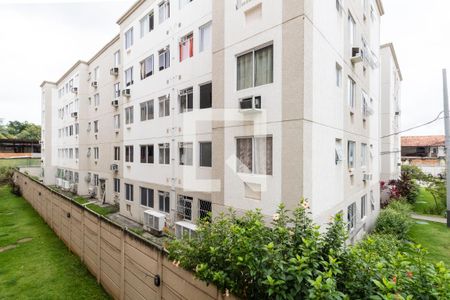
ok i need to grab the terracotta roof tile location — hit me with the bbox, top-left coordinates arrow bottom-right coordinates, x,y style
401,135 -> 445,147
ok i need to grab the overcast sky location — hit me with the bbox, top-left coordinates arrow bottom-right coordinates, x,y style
0,0 -> 448,137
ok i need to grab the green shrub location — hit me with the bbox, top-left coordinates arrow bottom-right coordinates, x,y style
388,199 -> 412,214
0,166 -> 14,185
375,208 -> 413,239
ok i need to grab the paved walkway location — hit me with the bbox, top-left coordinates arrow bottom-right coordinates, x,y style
411,213 -> 447,224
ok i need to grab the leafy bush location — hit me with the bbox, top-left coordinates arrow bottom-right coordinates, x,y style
167,201 -> 450,299
375,208 -> 413,240
387,199 -> 412,214
0,166 -> 14,185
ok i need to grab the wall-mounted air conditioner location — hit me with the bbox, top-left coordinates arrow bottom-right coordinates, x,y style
91,81 -> 98,88
351,47 -> 364,64
88,186 -> 97,197
110,164 -> 119,172
110,67 -> 119,76
62,180 -> 70,190
175,221 -> 197,239
363,173 -> 373,181
56,178 -> 63,187
71,87 -> 78,94
122,89 -> 131,97
143,210 -> 166,234
71,112 -> 78,118
111,99 -> 119,107
239,96 -> 262,112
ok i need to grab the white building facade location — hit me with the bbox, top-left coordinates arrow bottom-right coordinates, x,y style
42,0 -> 390,241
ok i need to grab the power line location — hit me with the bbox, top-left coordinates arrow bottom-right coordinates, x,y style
381,111 -> 444,138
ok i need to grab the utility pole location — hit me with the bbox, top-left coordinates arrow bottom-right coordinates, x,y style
442,69 -> 450,227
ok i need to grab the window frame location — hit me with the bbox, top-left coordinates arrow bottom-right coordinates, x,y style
177,195 -> 193,221
125,183 -> 134,201
236,136 -> 273,175
159,143 -> 170,165
158,191 -> 170,213
125,145 -> 134,163
236,44 -> 274,91
199,141 -> 212,167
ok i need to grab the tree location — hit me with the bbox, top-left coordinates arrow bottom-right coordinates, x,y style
0,121 -> 41,141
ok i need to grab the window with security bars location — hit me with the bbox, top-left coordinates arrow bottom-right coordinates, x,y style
177,195 -> 193,221
199,199 -> 212,221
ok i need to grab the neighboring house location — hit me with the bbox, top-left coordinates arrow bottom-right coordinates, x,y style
379,43 -> 402,181
41,0 -> 388,242
0,139 -> 41,158
401,135 -> 446,176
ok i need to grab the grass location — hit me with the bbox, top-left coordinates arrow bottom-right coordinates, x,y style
74,196 -> 89,205
413,187 -> 446,217
85,203 -> 118,216
408,221 -> 450,266
0,158 -> 40,168
0,185 -> 110,299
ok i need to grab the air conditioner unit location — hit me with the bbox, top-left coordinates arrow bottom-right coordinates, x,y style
71,112 -> 78,118
143,210 -> 166,234
363,173 -> 373,181
239,96 -> 262,112
351,47 -> 364,64
110,164 -> 119,172
70,183 -> 78,193
62,180 -> 70,190
71,87 -> 78,94
56,178 -> 63,187
175,221 -> 197,239
110,67 -> 119,76
122,89 -> 131,97
111,99 -> 119,107
88,186 -> 97,197
91,81 -> 98,88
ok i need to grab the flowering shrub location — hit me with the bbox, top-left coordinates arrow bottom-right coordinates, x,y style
167,200 -> 450,299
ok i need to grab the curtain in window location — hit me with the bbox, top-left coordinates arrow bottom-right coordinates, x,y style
254,137 -> 272,175
237,138 -> 252,173
255,46 -> 273,87
148,100 -> 154,119
237,52 -> 253,90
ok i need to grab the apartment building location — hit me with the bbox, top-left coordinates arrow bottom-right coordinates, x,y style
380,43 -> 402,181
42,0 -> 389,241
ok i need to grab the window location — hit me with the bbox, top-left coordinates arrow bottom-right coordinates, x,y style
140,11 -> 154,38
361,143 -> 367,167
335,139 -> 343,165
93,147 -> 99,160
348,141 -> 356,169
75,123 -> 79,135
140,100 -> 154,121
93,120 -> 99,133
361,195 -> 367,219
179,87 -> 193,113
93,174 -> 99,186
140,187 -> 154,207
199,82 -> 212,109
140,145 -> 154,163
125,67 -> 134,86
179,142 -> 193,166
199,22 -> 212,52
114,178 -> 120,193
125,145 -> 134,162
336,63 -> 342,87
336,0 -> 343,12
125,106 -> 134,124
158,46 -> 170,70
237,44 -> 273,90
159,0 -> 170,24
199,199 -> 212,221
69,125 -> 73,136
125,27 -> 134,49
159,191 -> 170,213
140,55 -> 154,79
179,0 -> 193,9
74,172 -> 79,183
347,202 -> 356,231
75,148 -> 79,159
93,67 -> 100,81
199,142 -> 212,167
347,77 -> 356,109
125,183 -> 134,201
114,50 -> 120,66
236,136 -> 272,175
370,190 -> 375,211
179,33 -> 194,62
114,82 -> 121,98
114,147 -> 120,161
159,143 -> 170,165
159,96 -> 170,117
94,93 -> 100,107
177,195 -> 193,221
348,12 -> 355,49
362,91 -> 369,116
114,114 -> 120,130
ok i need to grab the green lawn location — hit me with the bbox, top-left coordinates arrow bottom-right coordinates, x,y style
408,221 -> 450,266
0,158 -> 40,168
86,203 -> 119,217
413,187 -> 445,217
0,185 -> 110,299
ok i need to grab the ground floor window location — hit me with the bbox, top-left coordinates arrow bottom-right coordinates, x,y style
140,187 -> 154,208
177,195 -> 193,221
159,191 -> 170,213
347,202 -> 356,231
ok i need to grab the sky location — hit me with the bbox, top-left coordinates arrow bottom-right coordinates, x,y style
0,0 -> 448,137
0,0 -> 134,125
